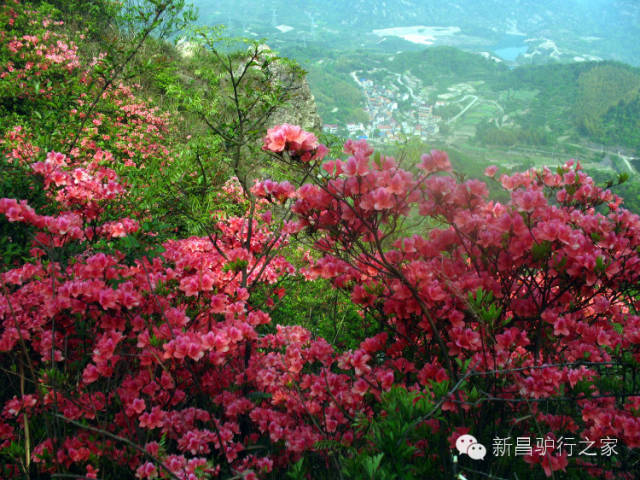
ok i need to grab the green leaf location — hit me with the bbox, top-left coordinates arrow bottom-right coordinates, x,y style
373,151 -> 382,168
469,385 -> 479,401
286,458 -> 305,480
364,453 -> 384,479
531,240 -> 552,261
222,258 -> 249,273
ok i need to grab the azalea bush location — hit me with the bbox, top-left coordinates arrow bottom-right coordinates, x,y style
258,124 -> 640,479
1,2 -> 640,480
0,6 -> 371,479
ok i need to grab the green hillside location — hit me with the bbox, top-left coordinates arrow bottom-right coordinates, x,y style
391,46 -> 510,83
300,45 -> 640,153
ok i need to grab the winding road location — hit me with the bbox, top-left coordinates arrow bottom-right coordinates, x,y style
566,142 -> 636,174
447,95 -> 478,124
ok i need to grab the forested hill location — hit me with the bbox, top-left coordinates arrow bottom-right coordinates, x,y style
299,45 -> 640,152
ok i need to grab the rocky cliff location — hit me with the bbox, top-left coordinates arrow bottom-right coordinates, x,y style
177,41 -> 322,133
260,45 -> 322,132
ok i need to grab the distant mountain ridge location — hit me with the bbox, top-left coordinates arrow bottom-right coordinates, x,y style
192,0 -> 640,66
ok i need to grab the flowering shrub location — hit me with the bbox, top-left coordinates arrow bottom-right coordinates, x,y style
0,5 -> 374,479
0,134 -> 373,478
0,0 -> 178,264
264,133 -> 640,478
0,0 -> 80,140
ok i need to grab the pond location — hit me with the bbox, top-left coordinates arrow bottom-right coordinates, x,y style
492,34 -> 529,62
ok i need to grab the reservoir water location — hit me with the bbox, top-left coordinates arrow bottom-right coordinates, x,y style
492,34 -> 529,62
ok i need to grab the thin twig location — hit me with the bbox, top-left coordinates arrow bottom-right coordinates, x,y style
53,414 -> 181,480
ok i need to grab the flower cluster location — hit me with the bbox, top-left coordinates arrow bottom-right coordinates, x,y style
262,123 -> 327,162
